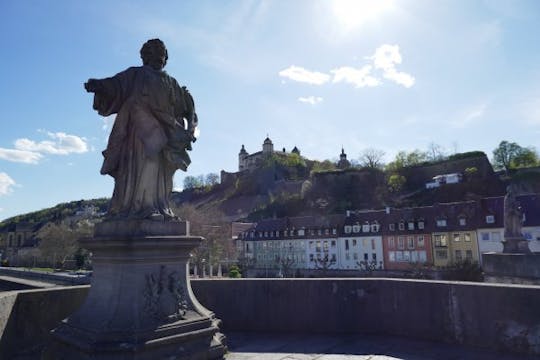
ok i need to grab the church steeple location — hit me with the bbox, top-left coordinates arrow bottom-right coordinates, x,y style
337,147 -> 350,169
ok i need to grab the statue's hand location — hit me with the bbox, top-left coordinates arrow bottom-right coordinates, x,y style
84,79 -> 102,93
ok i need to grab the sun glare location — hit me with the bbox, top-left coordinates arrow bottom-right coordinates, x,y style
332,0 -> 395,31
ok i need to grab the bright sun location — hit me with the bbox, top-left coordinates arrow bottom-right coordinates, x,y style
331,0 -> 395,31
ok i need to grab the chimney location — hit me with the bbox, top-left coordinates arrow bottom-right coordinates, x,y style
385,207 -> 390,214
346,210 -> 351,217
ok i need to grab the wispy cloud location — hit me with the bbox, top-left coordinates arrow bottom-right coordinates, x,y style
368,44 -> 415,88
520,97 -> 540,127
15,131 -> 88,155
450,103 -> 487,128
0,172 -> 16,196
0,148 -> 42,164
331,65 -> 380,88
298,96 -> 323,105
279,66 -> 331,85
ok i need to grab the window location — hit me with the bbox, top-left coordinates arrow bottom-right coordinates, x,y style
353,252 -> 358,260
491,232 -> 501,242
389,223 -> 395,231
362,223 -> 370,232
325,229 -> 329,235
399,222 -> 405,230
466,250 -> 473,260
332,228 -> 337,235
388,236 -> 395,248
436,219 -> 447,227
352,225 -> 360,233
408,222 -> 414,230
371,239 -> 375,250
309,254 -> 314,262
459,217 -> 466,226
352,239 -> 357,246
344,226 -> 352,234
398,236 -> 405,250
371,223 -> 380,232
455,250 -> 462,262
453,233 -> 461,242
364,253 -> 369,261
396,251 -> 403,261
264,232 -> 268,237
362,238 -> 368,247
316,241 -> 321,252
407,236 -> 415,249
403,251 -> 410,261
418,221 -> 425,230
436,250 -> 448,259
486,215 -> 495,224
298,229 -> 305,236
418,251 -> 427,262
417,235 -> 425,247
345,239 -> 349,251
389,251 -> 396,262
464,233 -> 471,242
323,241 -> 329,251
331,240 -> 336,247
481,232 -> 490,241
434,234 -> 447,247
318,229 -> 322,235
331,254 -> 337,262
345,252 -> 350,260
309,241 -> 314,250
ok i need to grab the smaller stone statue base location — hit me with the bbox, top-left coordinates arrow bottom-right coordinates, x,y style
502,236 -> 531,254
44,220 -> 226,360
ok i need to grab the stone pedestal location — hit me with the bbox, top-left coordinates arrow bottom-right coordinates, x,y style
483,252 -> 540,285
44,220 -> 226,360
502,236 -> 531,254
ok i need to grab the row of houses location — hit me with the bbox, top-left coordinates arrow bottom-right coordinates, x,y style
234,194 -> 540,273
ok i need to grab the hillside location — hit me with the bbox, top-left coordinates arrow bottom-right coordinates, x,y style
2,151 -> 522,227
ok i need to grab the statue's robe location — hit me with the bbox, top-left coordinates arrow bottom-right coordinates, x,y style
92,66 -> 196,219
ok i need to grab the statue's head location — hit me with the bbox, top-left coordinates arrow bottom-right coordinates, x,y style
140,39 -> 168,71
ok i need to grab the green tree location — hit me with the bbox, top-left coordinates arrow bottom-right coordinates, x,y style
387,174 -> 406,193
493,141 -> 539,173
205,173 -> 220,186
183,175 -> 204,189
386,149 -> 428,171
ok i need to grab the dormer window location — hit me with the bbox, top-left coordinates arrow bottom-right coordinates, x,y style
486,215 -> 495,224
362,222 -> 370,232
352,224 -> 360,233
344,225 -> 352,234
332,228 -> 337,235
398,221 -> 405,231
459,217 -> 466,226
407,222 -> 414,230
298,229 -> 305,236
371,223 -> 380,232
389,223 -> 395,231
418,221 -> 425,230
436,219 -> 447,227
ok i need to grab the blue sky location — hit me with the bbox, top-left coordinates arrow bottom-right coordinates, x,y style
1,0 -> 540,221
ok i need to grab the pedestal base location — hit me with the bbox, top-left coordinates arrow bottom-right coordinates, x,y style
503,236 -> 531,254
44,220 -> 226,360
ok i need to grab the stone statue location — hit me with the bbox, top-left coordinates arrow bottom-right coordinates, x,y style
85,39 -> 197,221
504,183 -> 523,239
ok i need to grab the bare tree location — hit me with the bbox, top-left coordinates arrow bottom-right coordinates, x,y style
359,148 -> 386,169
426,142 -> 446,162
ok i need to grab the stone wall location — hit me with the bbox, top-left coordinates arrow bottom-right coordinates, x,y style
1,279 -> 539,357
483,253 -> 540,285
193,278 -> 540,356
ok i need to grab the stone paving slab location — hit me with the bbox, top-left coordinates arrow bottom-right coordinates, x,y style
225,332 -> 538,360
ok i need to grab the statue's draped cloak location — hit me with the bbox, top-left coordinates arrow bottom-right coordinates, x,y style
93,66 -> 195,219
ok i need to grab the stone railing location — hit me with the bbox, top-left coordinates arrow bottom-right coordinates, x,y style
0,278 -> 539,358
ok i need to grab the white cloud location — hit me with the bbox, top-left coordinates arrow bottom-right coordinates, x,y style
368,44 -> 415,88
0,172 -> 16,196
298,96 -> 323,105
0,148 -> 42,164
14,132 -> 88,155
331,65 -> 381,88
279,66 -> 330,85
